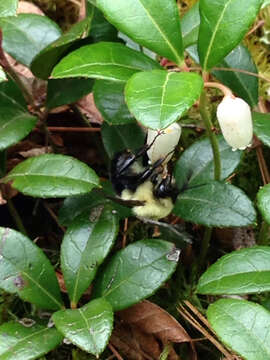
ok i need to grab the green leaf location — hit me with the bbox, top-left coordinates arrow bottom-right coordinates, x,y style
212,45 -> 258,106
198,0 -> 263,70
207,299 -> 270,360
96,0 -> 183,65
31,17 -> 92,79
53,298 -> 113,356
0,321 -> 63,360
93,239 -> 179,311
58,182 -> 131,225
101,122 -> 145,159
0,14 -> 62,67
125,70 -> 203,129
257,183 -> 270,224
0,0 -> 18,17
61,204 -> 119,306
91,7 -> 118,42
52,42 -> 161,82
94,80 -> 134,125
181,2 -> 200,49
174,181 -> 256,227
253,112 -> 270,147
174,135 -> 241,190
0,80 -> 37,151
198,246 -> 270,294
46,78 -> 94,110
4,154 -> 100,198
0,227 -> 63,310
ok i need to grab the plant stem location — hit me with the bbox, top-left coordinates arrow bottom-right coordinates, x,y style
199,90 -> 221,181
258,221 -> 270,245
7,199 -> 28,236
197,227 -> 212,272
198,90 -> 221,272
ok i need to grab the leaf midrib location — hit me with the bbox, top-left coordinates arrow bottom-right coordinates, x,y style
180,192 -> 253,221
2,326 -> 51,356
202,0 -> 233,70
215,305 -> 270,357
7,173 -> 98,186
199,269 -> 270,292
54,61 -> 152,76
103,247 -> 172,297
138,0 -> 182,65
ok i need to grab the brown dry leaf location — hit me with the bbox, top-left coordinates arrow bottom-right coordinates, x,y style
19,146 -> 52,158
215,227 -> 256,250
56,271 -> 67,293
118,300 -> 191,343
110,322 -> 160,360
76,93 -> 103,125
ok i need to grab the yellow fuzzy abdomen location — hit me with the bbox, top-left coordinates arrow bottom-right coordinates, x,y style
121,181 -> 174,220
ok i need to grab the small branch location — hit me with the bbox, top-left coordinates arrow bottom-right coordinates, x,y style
178,304 -> 237,360
122,218 -> 128,248
189,66 -> 270,83
7,199 -> 28,236
108,343 -> 124,360
197,227 -> 212,272
46,126 -> 101,132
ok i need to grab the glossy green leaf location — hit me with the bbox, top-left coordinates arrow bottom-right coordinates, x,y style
174,181 -> 256,227
0,80 -> 37,151
198,0 -> 263,70
257,184 -> 270,224
253,112 -> 270,147
207,299 -> 270,360
94,80 -> 134,125
61,204 -> 119,305
174,135 -> 241,190
53,298 -> 113,356
52,42 -> 161,82
46,78 -> 94,110
0,321 -> 63,360
125,70 -> 203,129
4,154 -> 100,198
101,122 -> 145,159
213,44 -> 258,106
58,182 -> 131,225
31,17 -> 92,79
181,2 -> 200,49
0,227 -> 63,310
91,7 -> 118,43
96,0 -> 183,65
186,44 -> 259,107
0,14 -> 61,67
0,0 -> 18,17
198,246 -> 270,294
93,239 -> 179,311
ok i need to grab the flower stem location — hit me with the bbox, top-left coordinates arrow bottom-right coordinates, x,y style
199,90 -> 221,181
197,89 -> 222,272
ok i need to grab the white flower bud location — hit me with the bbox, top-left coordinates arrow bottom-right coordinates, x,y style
217,95 -> 253,151
147,122 -> 181,164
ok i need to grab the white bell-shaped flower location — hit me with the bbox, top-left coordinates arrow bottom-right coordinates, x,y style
147,122 -> 181,164
217,95 -> 253,151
